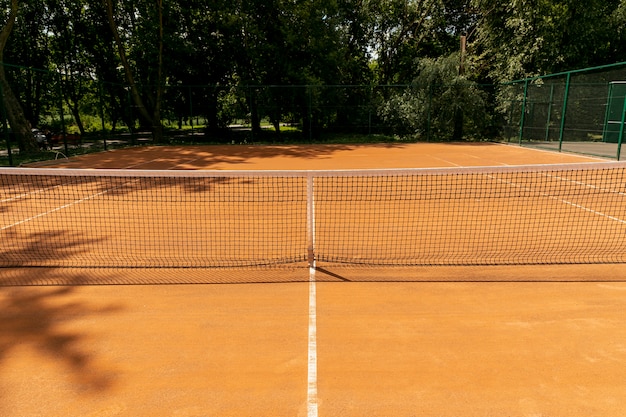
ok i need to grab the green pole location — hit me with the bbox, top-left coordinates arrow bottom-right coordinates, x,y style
558,72 -> 572,152
308,86 -> 313,142
249,86 -> 254,143
367,84 -> 374,136
518,79 -> 529,145
507,100 -> 515,142
57,74 -> 68,155
545,84 -> 554,142
616,90 -> 626,161
128,89 -> 135,145
188,86 -> 194,137
98,83 -> 107,151
426,83 -> 432,142
601,82 -> 614,143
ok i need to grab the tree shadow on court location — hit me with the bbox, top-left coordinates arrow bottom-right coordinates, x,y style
40,141 -> 419,170
2,178 -> 311,284
177,142 -> 416,170
0,231 -> 126,415
0,230 -> 109,272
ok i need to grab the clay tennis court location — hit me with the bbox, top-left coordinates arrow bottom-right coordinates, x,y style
2,142 -> 626,416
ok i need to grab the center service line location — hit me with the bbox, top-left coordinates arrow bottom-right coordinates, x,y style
308,264 -> 318,417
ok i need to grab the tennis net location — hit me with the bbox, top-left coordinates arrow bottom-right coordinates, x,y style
2,162 -> 626,269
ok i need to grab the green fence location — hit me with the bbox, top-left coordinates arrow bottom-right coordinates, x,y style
500,61 -> 626,160
4,61 -> 626,166
168,84 -> 398,139
0,67 -> 425,166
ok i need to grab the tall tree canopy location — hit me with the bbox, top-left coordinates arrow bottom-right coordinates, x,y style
1,0 -> 626,144
470,0 -> 626,82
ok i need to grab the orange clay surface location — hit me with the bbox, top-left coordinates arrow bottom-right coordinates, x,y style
3,142 -> 626,416
27,141 -> 604,170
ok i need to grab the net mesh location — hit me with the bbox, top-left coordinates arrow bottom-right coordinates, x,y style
2,163 -> 626,271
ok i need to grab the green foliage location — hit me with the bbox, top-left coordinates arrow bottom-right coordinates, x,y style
378,54 -> 489,140
2,0 -> 626,155
471,0 -> 626,83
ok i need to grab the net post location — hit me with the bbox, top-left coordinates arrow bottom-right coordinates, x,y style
306,172 -> 315,268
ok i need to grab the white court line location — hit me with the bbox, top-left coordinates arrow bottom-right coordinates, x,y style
307,264 -> 318,417
547,172 -> 626,197
1,176 -> 142,231
2,185 -> 58,203
1,158 -> 186,228
544,173 -> 626,224
430,155 -> 510,168
307,172 -> 318,417
1,177 -> 86,203
494,141 -> 611,162
1,157 -> 156,203
124,153 -> 207,170
486,172 -> 626,225
430,156 -> 463,167
1,187 -> 111,231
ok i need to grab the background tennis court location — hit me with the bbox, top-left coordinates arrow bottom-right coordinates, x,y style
2,142 -> 626,416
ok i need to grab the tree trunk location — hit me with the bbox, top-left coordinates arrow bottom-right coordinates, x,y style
0,0 -> 37,153
452,108 -> 463,141
248,91 -> 262,135
68,101 -> 86,136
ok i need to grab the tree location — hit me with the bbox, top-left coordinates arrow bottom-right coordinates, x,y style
366,0 -> 446,84
163,0 -> 236,132
3,0 -> 53,126
0,0 -> 37,152
102,0 -> 165,142
471,0 -> 626,83
73,1 -> 133,133
378,53 -> 488,140
229,0 -> 352,135
46,0 -> 97,136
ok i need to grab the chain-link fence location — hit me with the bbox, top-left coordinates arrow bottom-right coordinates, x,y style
500,62 -> 626,160
1,67 -> 424,166
161,84 -> 400,139
4,61 -> 626,165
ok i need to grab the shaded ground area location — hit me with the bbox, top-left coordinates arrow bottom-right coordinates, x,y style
2,142 -> 625,416
521,140 -> 623,160
0,280 -> 309,417
2,273 -> 626,416
23,141 -> 604,170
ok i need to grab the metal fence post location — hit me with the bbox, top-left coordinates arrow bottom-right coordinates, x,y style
368,85 -> 373,136
427,83 -> 433,142
249,86 -> 254,143
558,72 -> 572,152
544,84 -> 555,141
98,82 -> 108,151
308,85 -> 313,142
188,86 -> 194,136
128,89 -> 135,145
57,73 -> 69,155
518,79 -> 529,145
617,90 -> 626,161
